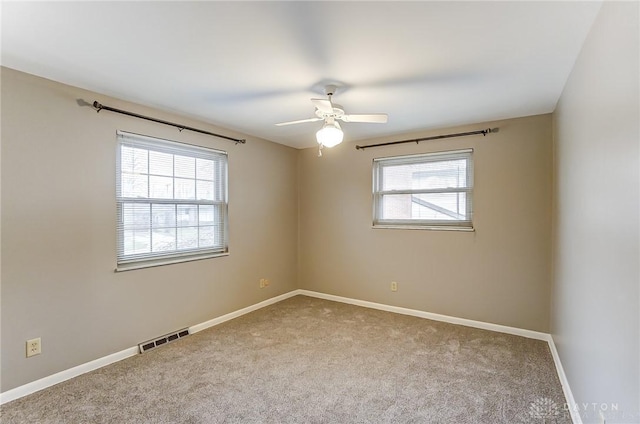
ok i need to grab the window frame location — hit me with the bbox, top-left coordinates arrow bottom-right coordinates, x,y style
115,131 -> 229,271
372,149 -> 474,231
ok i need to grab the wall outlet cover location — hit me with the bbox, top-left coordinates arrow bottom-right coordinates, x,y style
26,338 -> 42,357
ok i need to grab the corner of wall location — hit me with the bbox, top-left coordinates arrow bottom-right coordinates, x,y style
295,148 -> 303,289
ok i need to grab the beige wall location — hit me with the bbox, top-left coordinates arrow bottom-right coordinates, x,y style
0,68 -> 299,392
298,114 -> 553,332
552,1 -> 639,422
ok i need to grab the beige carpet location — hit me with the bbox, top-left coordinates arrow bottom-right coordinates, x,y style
0,295 -> 570,423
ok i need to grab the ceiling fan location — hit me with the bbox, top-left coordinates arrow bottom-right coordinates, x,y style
275,85 -> 388,150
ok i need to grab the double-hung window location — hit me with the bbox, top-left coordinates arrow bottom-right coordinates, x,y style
373,149 -> 473,230
116,131 -> 228,270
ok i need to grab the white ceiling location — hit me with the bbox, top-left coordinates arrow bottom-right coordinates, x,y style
1,1 -> 602,149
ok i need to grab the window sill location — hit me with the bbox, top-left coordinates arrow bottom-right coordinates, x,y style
372,224 -> 475,232
115,252 -> 229,272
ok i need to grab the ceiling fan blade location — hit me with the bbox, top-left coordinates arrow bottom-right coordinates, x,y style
311,98 -> 334,114
340,114 -> 388,123
275,117 -> 322,126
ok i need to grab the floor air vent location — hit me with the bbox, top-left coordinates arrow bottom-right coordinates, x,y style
139,328 -> 190,353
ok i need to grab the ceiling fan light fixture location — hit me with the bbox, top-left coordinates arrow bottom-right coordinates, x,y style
316,121 -> 343,147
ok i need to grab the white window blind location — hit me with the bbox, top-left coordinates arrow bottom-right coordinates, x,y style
373,149 -> 473,230
116,131 -> 228,270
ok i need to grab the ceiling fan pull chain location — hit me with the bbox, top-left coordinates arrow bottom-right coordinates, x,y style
318,143 -> 323,157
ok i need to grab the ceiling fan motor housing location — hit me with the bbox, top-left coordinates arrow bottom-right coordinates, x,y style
315,104 -> 345,119
274,83 -> 387,128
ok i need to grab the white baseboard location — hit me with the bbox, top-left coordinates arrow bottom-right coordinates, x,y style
548,335 -> 582,424
0,290 -> 299,406
297,289 -> 549,341
188,290 -> 299,334
0,346 -> 139,405
1,288 -> 576,424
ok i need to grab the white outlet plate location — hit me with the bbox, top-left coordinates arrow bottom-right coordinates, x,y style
26,338 -> 41,357
391,281 -> 398,292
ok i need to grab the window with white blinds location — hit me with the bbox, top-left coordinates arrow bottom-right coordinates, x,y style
373,149 -> 473,230
116,131 -> 228,270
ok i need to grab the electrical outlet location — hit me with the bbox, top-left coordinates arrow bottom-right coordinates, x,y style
391,281 -> 398,292
26,338 -> 41,357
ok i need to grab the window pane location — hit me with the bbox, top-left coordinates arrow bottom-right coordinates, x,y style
382,159 -> 468,191
152,204 -> 176,229
381,165 -> 411,191
149,151 -> 173,176
199,205 -> 215,225
175,155 -> 195,178
412,159 -> 468,190
121,174 -> 148,198
177,227 -> 198,250
380,194 -> 413,220
196,180 -> 215,200
199,226 -> 215,247
196,158 -> 214,180
411,193 -> 467,220
122,203 -> 150,229
121,146 -> 148,174
149,176 -> 173,199
175,178 -> 196,200
123,229 -> 150,255
152,228 -> 176,252
381,193 -> 469,221
177,205 -> 198,227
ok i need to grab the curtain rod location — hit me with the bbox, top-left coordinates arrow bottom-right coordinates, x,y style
92,101 -> 246,145
355,128 -> 498,151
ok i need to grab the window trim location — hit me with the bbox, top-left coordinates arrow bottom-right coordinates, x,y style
115,131 -> 229,271
372,149 -> 474,231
